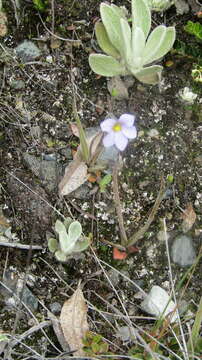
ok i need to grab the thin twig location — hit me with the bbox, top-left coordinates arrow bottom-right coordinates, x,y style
38,13 -> 81,43
128,177 -> 165,246
0,242 -> 43,250
112,160 -> 128,246
7,321 -> 51,349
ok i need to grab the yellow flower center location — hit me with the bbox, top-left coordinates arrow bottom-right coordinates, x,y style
113,123 -> 122,132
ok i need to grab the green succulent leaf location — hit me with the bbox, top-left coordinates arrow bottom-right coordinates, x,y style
132,0 -> 151,39
100,3 -> 124,54
68,221 -> 82,243
131,65 -> 162,84
48,238 -> 59,253
131,26 -> 145,68
142,25 -> 176,65
55,250 -> 67,262
72,236 -> 90,253
89,54 -> 127,77
95,22 -> 120,58
120,18 -> 132,65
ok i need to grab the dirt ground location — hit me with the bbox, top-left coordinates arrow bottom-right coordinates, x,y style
0,1 -> 201,359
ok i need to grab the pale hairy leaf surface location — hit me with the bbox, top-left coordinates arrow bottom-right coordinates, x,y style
55,220 -> 74,254
89,54 -> 127,77
73,236 -> 91,252
68,221 -> 82,242
60,285 -> 89,357
144,27 -> 176,65
95,22 -> 120,58
111,4 -> 128,19
132,0 -> 151,39
120,18 -> 132,65
131,65 -> 162,84
100,4 -> 124,53
142,25 -> 167,65
131,26 -> 145,69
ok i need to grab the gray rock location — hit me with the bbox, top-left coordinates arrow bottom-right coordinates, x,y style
23,153 -> 62,192
49,302 -> 62,315
141,285 -> 177,323
171,234 -> 196,267
15,40 -> 41,62
0,272 -> 38,312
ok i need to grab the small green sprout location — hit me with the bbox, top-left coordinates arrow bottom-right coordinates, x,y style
184,21 -> 202,42
48,217 -> 90,262
83,331 -> 109,356
32,0 -> 47,12
167,174 -> 174,184
98,174 -> 112,192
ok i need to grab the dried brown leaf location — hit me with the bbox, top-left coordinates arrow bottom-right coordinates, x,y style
59,130 -> 103,196
60,285 -> 89,357
48,311 -> 70,352
181,203 -> 197,233
58,151 -> 88,196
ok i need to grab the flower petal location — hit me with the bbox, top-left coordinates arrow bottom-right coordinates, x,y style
114,132 -> 128,151
103,132 -> 115,147
100,118 -> 116,132
119,114 -> 135,127
122,125 -> 137,139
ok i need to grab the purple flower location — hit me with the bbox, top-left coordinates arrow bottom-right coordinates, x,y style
100,114 -> 137,151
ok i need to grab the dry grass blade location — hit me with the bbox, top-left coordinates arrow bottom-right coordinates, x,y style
60,284 -> 89,356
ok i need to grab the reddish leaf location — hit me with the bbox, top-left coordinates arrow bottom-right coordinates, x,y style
113,247 -> 127,260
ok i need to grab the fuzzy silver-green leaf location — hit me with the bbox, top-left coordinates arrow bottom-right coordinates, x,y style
55,250 -> 67,262
100,3 -> 124,54
131,65 -> 162,84
131,26 -> 145,69
89,54 -> 127,77
68,221 -> 82,243
142,25 -> 175,65
95,22 -> 120,58
132,0 -> 151,39
72,236 -> 91,253
120,18 -> 132,66
48,238 -> 59,253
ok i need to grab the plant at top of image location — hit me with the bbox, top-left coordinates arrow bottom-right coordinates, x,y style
47,217 -> 90,262
184,21 -> 202,42
89,0 -> 176,84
